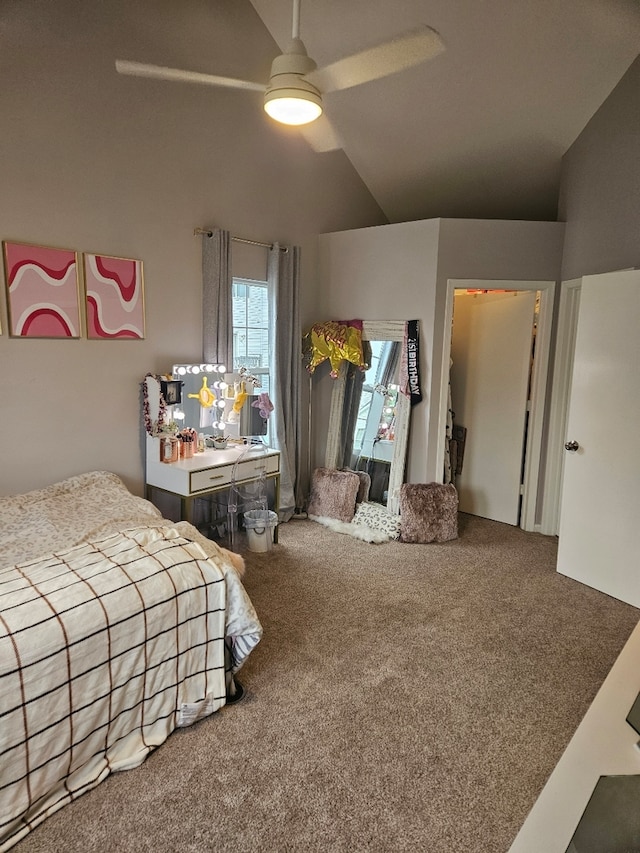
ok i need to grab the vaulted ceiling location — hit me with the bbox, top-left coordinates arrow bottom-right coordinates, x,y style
20,0 -> 637,227
248,0 -> 640,223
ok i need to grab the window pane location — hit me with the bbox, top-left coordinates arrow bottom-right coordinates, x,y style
246,328 -> 270,367
233,331 -> 247,362
232,297 -> 246,326
247,288 -> 267,319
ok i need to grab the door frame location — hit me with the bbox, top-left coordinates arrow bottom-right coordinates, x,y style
539,279 -> 582,536
437,278 -> 556,532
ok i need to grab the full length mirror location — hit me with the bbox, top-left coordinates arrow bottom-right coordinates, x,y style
325,321 -> 410,515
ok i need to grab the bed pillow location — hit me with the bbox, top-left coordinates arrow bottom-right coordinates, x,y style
352,501 -> 401,540
399,483 -> 459,543
307,468 -> 360,523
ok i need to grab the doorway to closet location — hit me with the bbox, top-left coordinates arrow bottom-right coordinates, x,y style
441,279 -> 555,531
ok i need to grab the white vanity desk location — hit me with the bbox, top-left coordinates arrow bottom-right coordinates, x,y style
509,620 -> 640,851
145,436 -> 280,538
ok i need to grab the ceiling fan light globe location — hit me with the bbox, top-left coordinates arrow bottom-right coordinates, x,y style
264,90 -> 322,126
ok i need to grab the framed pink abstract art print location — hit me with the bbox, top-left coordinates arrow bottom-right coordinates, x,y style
84,253 -> 145,340
2,241 -> 81,338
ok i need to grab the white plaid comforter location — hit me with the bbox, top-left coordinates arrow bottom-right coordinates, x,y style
0,471 -> 263,678
0,525 -> 254,851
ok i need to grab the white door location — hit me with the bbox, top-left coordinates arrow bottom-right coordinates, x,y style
451,290 -> 536,525
557,269 -> 640,606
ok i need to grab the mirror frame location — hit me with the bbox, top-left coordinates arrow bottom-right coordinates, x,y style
325,320 -> 410,515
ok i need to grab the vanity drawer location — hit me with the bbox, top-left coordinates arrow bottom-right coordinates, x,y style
189,453 -> 279,494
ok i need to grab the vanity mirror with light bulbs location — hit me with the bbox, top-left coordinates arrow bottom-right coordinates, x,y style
170,362 -> 228,434
171,363 -> 268,440
324,321 -> 411,515
143,365 -> 280,541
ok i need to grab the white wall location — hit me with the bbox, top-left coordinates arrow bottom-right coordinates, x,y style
0,0 -> 385,497
317,219 -> 565,484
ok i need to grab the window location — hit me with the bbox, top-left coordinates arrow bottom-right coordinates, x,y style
232,278 -> 271,391
232,278 -> 273,442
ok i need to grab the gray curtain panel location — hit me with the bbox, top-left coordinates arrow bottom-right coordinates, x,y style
380,340 -> 401,388
202,228 -> 233,370
339,364 -> 365,469
269,243 -> 303,520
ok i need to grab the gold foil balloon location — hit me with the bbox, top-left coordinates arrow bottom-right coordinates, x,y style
305,320 -> 365,377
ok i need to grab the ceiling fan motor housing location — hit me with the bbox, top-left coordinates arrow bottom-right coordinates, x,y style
265,38 -> 321,101
269,38 -> 316,76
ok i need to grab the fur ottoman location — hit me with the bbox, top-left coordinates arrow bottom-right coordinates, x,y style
340,468 -> 371,504
307,468 -> 361,522
399,483 -> 459,543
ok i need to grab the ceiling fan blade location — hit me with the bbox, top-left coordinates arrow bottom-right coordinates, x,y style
299,113 -> 343,152
115,60 -> 265,93
306,25 -> 445,94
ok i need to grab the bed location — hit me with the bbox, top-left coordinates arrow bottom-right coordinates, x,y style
0,471 -> 262,851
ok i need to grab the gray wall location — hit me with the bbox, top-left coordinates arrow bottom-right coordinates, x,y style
316,220 -> 441,482
317,219 -> 565,484
559,55 -> 640,279
0,0 -> 385,496
314,52 -> 640,494
1,0 -> 637,501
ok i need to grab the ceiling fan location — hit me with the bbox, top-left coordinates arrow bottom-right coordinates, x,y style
115,0 -> 445,152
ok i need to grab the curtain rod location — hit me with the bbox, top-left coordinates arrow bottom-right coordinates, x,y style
194,227 -> 287,252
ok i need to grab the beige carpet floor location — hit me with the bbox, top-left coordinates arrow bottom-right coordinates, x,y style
16,514 -> 639,852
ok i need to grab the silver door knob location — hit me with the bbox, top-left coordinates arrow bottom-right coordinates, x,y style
564,440 -> 579,452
